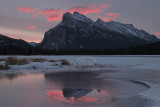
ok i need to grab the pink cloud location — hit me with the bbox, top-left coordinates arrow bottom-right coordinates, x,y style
99,3 -> 109,8
99,17 -> 114,22
18,7 -> 38,13
156,11 -> 160,14
100,13 -> 119,22
18,3 -> 109,22
107,13 -> 119,17
27,26 -> 36,29
68,3 -> 109,15
33,9 -> 63,21
154,32 -> 160,36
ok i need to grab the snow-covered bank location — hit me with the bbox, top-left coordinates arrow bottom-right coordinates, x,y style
98,67 -> 160,107
0,55 -> 160,73
138,81 -> 160,107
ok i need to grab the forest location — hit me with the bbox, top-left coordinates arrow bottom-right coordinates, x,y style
0,41 -> 160,55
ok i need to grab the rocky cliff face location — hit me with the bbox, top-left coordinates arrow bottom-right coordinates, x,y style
39,12 -> 159,50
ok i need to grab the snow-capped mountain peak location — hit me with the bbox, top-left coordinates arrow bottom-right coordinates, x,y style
39,12 -> 159,50
62,12 -> 94,23
96,18 -> 105,24
73,12 -> 94,23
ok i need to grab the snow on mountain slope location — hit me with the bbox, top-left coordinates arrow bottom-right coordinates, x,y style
39,12 -> 159,50
28,42 -> 38,47
96,19 -> 158,42
62,12 -> 94,23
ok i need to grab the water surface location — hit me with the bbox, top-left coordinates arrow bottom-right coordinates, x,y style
0,71 -> 149,107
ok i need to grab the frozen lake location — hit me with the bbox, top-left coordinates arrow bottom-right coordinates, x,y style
0,55 -> 160,107
0,71 -> 150,107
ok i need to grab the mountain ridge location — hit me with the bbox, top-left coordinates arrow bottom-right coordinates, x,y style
0,33 -> 160,55
0,34 -> 34,55
0,12 -> 160,55
39,12 -> 159,50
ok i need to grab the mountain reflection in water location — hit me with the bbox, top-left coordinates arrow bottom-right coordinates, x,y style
0,71 -> 150,107
63,88 -> 93,99
47,89 -> 110,104
45,72 -> 112,104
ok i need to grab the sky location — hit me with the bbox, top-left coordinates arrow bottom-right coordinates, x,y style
0,0 -> 160,43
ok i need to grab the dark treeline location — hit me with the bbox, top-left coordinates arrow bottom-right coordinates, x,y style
0,41 -> 160,55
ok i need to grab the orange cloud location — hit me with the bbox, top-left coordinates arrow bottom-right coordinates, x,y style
18,7 -> 38,13
27,26 -> 36,29
154,32 -> 160,36
100,13 -> 119,22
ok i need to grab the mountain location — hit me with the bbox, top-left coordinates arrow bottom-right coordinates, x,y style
28,42 -> 38,47
96,19 -> 158,42
39,12 -> 159,51
0,34 -> 34,55
0,33 -> 160,55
